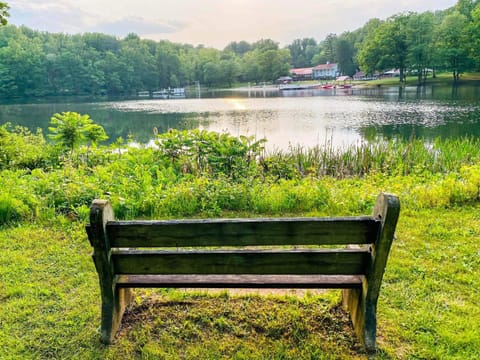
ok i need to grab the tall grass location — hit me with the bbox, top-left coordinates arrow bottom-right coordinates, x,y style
274,137 -> 480,178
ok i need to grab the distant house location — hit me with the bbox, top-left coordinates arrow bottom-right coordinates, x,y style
277,76 -> 293,84
353,71 -> 378,81
336,75 -> 352,82
289,67 -> 313,80
312,63 -> 339,80
382,69 -> 400,78
353,71 -> 366,81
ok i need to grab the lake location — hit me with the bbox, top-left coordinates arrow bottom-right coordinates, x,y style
1,84 -> 480,151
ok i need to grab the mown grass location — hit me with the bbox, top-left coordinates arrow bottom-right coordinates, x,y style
357,72 -> 480,87
1,203 -> 479,359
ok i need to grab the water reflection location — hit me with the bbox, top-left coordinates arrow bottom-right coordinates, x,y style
1,84 -> 479,150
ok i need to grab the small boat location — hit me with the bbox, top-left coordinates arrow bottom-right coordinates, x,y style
170,87 -> 186,98
137,91 -> 150,97
321,84 -> 335,89
152,88 -> 186,99
152,89 -> 169,99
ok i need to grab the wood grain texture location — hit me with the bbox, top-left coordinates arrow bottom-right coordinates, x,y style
111,249 -> 370,275
87,200 -> 133,345
106,217 -> 380,247
116,274 -> 364,288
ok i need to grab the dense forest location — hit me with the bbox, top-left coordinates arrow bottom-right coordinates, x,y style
0,0 -> 479,98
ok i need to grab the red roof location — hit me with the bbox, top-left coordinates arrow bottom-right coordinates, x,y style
289,67 -> 313,75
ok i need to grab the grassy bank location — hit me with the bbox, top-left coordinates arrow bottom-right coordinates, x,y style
357,72 -> 480,87
1,129 -> 480,358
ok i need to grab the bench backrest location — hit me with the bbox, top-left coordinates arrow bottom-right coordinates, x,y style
87,193 -> 399,279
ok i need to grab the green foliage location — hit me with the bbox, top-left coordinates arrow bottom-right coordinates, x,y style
3,120 -> 480,224
287,38 -> 319,68
0,1 -> 8,26
2,127 -> 480,223
48,111 -> 108,159
155,129 -> 266,179
356,5 -> 479,79
0,193 -> 29,224
435,11 -> 472,80
0,122 -> 50,170
0,169 -> 38,224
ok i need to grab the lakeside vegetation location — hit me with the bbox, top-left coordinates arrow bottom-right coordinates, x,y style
1,120 -> 480,358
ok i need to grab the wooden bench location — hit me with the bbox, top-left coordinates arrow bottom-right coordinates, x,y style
86,192 -> 399,351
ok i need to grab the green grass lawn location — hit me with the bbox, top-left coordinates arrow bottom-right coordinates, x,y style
1,204 -> 479,359
356,72 -> 480,87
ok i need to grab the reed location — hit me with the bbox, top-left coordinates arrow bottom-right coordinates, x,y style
271,137 -> 480,178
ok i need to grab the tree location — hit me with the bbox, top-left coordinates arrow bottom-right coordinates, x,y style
435,11 -> 472,80
381,14 -> 411,82
467,3 -> 480,69
335,39 -> 356,76
251,47 -> 291,82
223,41 -> 251,56
85,124 -> 109,147
456,0 -> 480,19
316,34 -> 337,64
407,12 -> 435,84
287,38 -> 318,68
48,112 -> 107,155
357,14 -> 411,82
357,22 -> 385,76
252,39 -> 279,52
156,41 -> 182,88
0,2 -> 8,26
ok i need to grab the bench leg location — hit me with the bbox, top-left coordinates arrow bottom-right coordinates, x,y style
100,287 -> 133,344
342,287 -> 376,352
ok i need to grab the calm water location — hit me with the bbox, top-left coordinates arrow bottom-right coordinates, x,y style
1,84 -> 480,150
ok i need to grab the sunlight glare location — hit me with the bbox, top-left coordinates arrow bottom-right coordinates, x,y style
225,98 -> 248,111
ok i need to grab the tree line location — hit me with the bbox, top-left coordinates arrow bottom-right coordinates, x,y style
0,0 -> 479,98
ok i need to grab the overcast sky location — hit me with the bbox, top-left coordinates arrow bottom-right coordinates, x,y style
8,0 -> 457,49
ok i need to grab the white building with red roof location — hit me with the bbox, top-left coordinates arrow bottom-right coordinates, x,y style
312,63 -> 339,80
289,67 -> 313,80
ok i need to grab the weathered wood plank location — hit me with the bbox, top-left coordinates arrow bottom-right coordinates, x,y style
116,274 -> 364,289
87,199 -> 133,345
106,217 -> 380,247
111,249 -> 371,275
341,193 -> 400,353
364,193 -> 400,352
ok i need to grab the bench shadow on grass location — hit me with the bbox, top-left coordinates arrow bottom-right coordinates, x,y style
110,290 -> 395,359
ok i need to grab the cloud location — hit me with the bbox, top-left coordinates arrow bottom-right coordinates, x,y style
9,0 -> 187,39
9,0 -> 91,33
7,0 -> 458,48
91,17 -> 187,38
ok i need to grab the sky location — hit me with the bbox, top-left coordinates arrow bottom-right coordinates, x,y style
8,0 -> 458,49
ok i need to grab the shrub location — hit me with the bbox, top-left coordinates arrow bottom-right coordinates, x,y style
0,123 -> 50,170
0,194 -> 30,224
